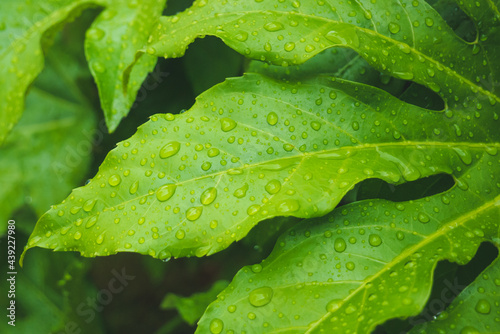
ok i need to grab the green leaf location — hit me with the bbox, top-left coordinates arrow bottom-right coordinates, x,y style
85,0 -> 166,131
23,69 -> 493,262
0,35 -> 96,235
410,257 -> 500,333
0,0 -> 166,143
161,280 -> 229,325
196,154 -> 500,333
0,0 -> 101,143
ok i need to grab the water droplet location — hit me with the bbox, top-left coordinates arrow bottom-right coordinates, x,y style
175,229 -> 185,240
201,162 -> 212,171
326,299 -> 342,312
346,262 -> 355,270
235,31 -> 248,42
156,184 -> 177,202
389,22 -> 401,34
160,141 -> 181,158
418,212 -> 430,224
267,112 -> 278,125
249,287 -> 274,307
207,148 -> 220,157
247,205 -> 261,216
425,17 -> 434,27
284,42 -> 295,52
264,21 -> 284,32
83,199 -> 97,212
475,299 -> 491,314
74,231 -> 82,240
251,264 -> 263,273
209,318 -> 224,334
129,180 -> 139,194
277,199 -> 300,213
368,234 -> 382,247
186,206 -> 203,221
108,174 -> 121,187
85,216 -> 97,228
220,118 -> 237,132
201,187 -> 217,205
460,326 -> 480,334
334,238 -> 347,253
310,121 -> 321,131
96,232 -> 105,245
396,231 -> 405,240
265,179 -> 281,194
234,184 -> 249,198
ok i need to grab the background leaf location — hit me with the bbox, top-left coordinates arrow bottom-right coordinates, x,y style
0,30 -> 96,235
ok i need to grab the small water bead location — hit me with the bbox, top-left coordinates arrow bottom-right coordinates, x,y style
247,205 -> 261,216
396,231 -> 405,240
160,141 -> 180,158
265,179 -> 281,194
108,174 -> 121,186
267,112 -> 278,125
247,312 -> 256,320
310,121 -> 321,131
201,162 -> 212,171
207,148 -> 220,157
85,216 -> 98,228
220,118 -> 237,132
418,212 -> 430,223
284,42 -> 295,52
129,180 -> 139,195
249,286 -> 274,307
334,238 -> 347,253
156,184 -> 177,202
201,187 -> 217,205
368,234 -> 382,247
235,31 -> 248,42
388,22 -> 401,34
175,229 -> 185,240
83,199 -> 97,212
251,264 -> 263,273
475,299 -> 491,314
234,184 -> 249,198
277,199 -> 300,213
460,327 -> 480,334
74,231 -> 82,240
227,305 -> 237,313
186,206 -> 203,221
346,262 -> 355,270
96,233 -> 105,245
264,21 -> 284,32
326,299 -> 342,312
209,318 -> 224,334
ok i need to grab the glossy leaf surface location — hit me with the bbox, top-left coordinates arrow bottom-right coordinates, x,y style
197,155 -> 500,333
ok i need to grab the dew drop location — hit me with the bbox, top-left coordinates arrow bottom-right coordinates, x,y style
277,199 -> 300,213
389,22 -> 401,34
267,112 -> 279,125
175,229 -> 185,240
129,180 -> 139,195
310,121 -> 322,131
207,148 -> 220,157
326,299 -> 342,312
156,184 -> 177,202
85,216 -> 98,229
475,299 -> 491,314
96,233 -> 105,245
201,187 -> 217,205
160,141 -> 181,159
186,206 -> 203,221
220,118 -> 237,132
74,231 -> 82,240
234,184 -> 249,198
265,179 -> 282,194
264,21 -> 284,32
209,318 -> 224,334
108,174 -> 121,187
284,42 -> 295,52
334,238 -> 347,253
249,287 -> 274,307
247,205 -> 261,216
418,212 -> 430,224
251,264 -> 263,273
368,234 -> 382,247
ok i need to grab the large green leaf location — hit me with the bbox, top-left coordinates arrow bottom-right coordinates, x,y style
0,35 -> 96,235
21,68 -> 497,261
0,0 -> 166,143
197,155 -> 500,333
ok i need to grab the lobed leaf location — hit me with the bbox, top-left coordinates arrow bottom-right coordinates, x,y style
21,70 -> 496,262
197,155 -> 500,333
